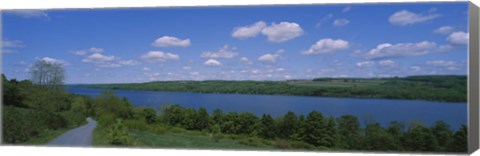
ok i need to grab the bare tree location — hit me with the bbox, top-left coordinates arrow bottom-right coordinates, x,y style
29,59 -> 65,89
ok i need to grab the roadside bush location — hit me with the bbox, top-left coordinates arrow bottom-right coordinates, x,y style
60,111 -> 86,128
290,141 -> 316,150
212,134 -> 224,143
97,113 -> 116,127
107,119 -> 130,146
123,119 -> 150,131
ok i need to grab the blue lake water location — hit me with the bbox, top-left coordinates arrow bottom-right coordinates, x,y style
67,87 -> 467,130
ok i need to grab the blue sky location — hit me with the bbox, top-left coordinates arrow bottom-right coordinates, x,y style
2,2 -> 469,84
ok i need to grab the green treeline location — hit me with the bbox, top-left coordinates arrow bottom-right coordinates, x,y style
2,74 -> 89,144
89,90 -> 467,152
77,75 -> 467,102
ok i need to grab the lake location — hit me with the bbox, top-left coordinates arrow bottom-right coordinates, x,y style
67,87 -> 467,130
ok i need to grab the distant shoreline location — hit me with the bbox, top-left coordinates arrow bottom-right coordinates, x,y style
72,75 -> 468,103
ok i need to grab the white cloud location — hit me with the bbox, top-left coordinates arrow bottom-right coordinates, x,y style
303,38 -> 349,55
275,68 -> 285,72
201,45 -> 238,59
447,31 -> 468,45
141,51 -> 180,63
261,22 -> 304,43
118,60 -> 139,66
6,10 -> 49,19
152,36 -> 191,47
433,26 -> 454,34
378,60 -> 397,67
258,49 -> 284,63
182,66 -> 192,70
356,61 -> 375,67
142,67 -> 151,72
426,60 -> 457,67
333,19 -> 350,26
365,41 -> 441,59
89,47 -> 104,53
231,21 -> 267,39
38,57 -> 67,65
83,53 -> 116,62
204,59 -> 221,66
240,57 -> 254,65
342,6 -> 351,13
388,10 -> 441,26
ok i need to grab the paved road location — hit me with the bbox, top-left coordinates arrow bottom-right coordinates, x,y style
48,117 -> 97,147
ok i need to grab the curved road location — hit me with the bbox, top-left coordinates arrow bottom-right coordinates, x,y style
48,117 -> 97,147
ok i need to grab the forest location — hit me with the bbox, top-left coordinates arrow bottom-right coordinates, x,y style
77,75 -> 467,102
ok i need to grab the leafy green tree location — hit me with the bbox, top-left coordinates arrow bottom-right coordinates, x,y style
71,96 -> 88,115
337,115 -> 361,149
279,111 -> 298,140
195,107 -> 210,131
386,121 -> 405,150
221,112 -> 239,134
430,121 -> 453,151
142,107 -> 158,124
304,111 -> 324,146
259,114 -> 276,139
160,104 -> 184,126
181,108 -> 197,130
322,116 -> 338,148
237,112 -> 260,136
402,124 -> 439,151
448,125 -> 467,152
362,123 -> 396,151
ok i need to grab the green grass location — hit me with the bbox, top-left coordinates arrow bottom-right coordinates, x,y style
20,128 -> 70,145
129,129 -> 274,150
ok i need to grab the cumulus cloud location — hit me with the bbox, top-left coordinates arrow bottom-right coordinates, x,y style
388,10 -> 441,26
89,47 -> 104,53
231,21 -> 267,39
201,45 -> 238,59
204,59 -> 222,66
356,61 -> 375,67
433,26 -> 454,34
118,60 -> 140,66
142,67 -> 151,72
240,57 -> 253,65
141,51 -> 180,63
365,41 -> 444,59
333,19 -> 350,26
426,60 -> 465,71
152,36 -> 191,47
303,38 -> 349,55
6,10 -> 50,19
72,50 -> 87,56
447,31 -> 468,45
261,22 -> 304,43
258,49 -> 284,63
378,60 -> 397,67
83,53 -> 116,62
38,57 -> 67,65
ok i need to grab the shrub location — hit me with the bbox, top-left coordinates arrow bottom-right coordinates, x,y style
238,137 -> 264,147
107,119 -> 130,146
290,141 -> 315,150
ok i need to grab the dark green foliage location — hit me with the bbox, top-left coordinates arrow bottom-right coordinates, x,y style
430,121 -> 453,151
402,124 -> 439,151
448,125 -> 467,152
362,123 -> 396,151
337,115 -> 361,149
278,111 -> 298,140
322,116 -> 338,148
259,114 -> 276,139
195,107 -> 210,131
78,75 -> 467,102
303,111 -> 324,146
236,112 -> 260,136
